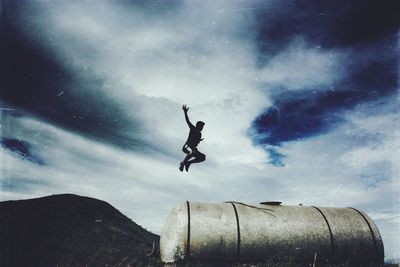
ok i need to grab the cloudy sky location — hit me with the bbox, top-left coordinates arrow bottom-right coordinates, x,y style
2,0 -> 399,260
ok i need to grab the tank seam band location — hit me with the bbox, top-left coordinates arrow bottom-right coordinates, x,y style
312,206 -> 335,259
186,201 -> 191,259
230,202 -> 241,262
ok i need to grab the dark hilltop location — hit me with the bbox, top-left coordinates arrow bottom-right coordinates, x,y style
0,194 -> 160,266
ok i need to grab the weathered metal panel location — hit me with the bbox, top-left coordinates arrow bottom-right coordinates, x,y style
319,207 -> 384,264
356,208 -> 385,262
160,202 -> 188,263
235,203 -> 332,263
189,202 -> 238,261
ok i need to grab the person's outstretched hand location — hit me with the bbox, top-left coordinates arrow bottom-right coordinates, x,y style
182,104 -> 189,112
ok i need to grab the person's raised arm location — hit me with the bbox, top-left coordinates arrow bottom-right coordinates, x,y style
182,104 -> 194,129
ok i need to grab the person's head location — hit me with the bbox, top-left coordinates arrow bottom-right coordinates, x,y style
196,121 -> 205,131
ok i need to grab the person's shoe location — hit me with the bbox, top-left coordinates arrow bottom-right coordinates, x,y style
179,162 -> 184,172
185,162 -> 191,172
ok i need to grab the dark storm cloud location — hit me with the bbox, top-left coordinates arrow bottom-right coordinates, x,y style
0,177 -> 49,193
254,0 -> 400,60
1,2 -> 146,150
1,138 -> 45,165
265,147 -> 286,167
252,0 -> 399,146
253,51 -> 398,145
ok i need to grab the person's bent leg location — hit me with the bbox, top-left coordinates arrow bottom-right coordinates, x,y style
188,151 -> 205,163
185,151 -> 205,171
183,153 -> 193,163
180,146 -> 194,171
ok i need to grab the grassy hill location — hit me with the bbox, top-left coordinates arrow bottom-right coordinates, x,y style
0,194 -> 160,266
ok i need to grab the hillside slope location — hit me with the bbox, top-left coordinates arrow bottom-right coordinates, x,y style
0,194 -> 160,266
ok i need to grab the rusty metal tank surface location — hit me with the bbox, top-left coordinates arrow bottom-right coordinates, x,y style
160,201 -> 384,266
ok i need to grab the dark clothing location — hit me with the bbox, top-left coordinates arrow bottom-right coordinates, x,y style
181,145 -> 206,163
185,125 -> 202,149
189,149 -> 205,163
182,125 -> 205,165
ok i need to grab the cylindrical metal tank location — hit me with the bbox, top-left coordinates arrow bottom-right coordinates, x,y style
160,201 -> 384,266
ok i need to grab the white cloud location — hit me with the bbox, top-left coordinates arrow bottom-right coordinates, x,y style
258,39 -> 346,90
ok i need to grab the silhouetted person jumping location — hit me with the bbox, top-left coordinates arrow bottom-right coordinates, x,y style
179,105 -> 206,172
